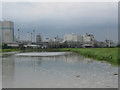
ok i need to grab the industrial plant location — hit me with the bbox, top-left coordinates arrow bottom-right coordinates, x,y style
0,21 -> 14,43
0,20 -> 117,49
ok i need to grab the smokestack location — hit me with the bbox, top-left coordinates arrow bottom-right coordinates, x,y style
31,33 -> 32,42
27,32 -> 29,42
107,29 -> 110,40
18,29 -> 20,41
33,30 -> 35,42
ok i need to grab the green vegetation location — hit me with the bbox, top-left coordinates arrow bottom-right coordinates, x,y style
58,48 -> 118,66
1,48 -> 20,53
0,48 -> 61,53
19,48 -> 61,52
0,49 -> 2,53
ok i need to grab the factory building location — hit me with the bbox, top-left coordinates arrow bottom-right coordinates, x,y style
82,33 -> 94,43
44,38 -> 53,42
53,36 -> 63,43
64,33 -> 83,42
82,33 -> 95,47
0,21 -> 14,43
36,34 -> 42,43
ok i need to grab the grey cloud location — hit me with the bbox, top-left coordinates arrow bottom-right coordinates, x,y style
2,2 -> 118,42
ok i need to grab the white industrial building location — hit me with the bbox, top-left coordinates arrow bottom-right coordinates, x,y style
53,36 -> 63,43
82,33 -> 94,43
36,34 -> 42,43
64,33 -> 83,42
63,33 -> 95,47
82,33 -> 95,47
0,21 -> 14,43
44,38 -> 54,42
43,36 -> 63,43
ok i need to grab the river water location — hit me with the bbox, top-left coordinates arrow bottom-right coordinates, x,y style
2,52 -> 118,88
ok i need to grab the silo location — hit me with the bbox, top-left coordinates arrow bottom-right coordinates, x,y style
1,21 -> 14,43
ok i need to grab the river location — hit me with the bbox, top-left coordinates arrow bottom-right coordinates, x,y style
1,52 -> 118,88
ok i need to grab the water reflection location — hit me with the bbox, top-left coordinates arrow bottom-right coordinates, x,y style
37,53 -> 86,64
2,52 -> 118,88
2,56 -> 15,88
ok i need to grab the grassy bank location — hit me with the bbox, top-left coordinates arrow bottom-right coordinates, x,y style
58,48 -> 118,66
0,48 -> 20,53
22,48 -> 61,52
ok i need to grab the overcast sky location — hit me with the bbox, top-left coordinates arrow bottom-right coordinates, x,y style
2,2 -> 118,42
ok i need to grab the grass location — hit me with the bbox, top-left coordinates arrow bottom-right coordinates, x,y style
1,48 -> 20,53
58,48 -> 118,66
21,48 -> 61,52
